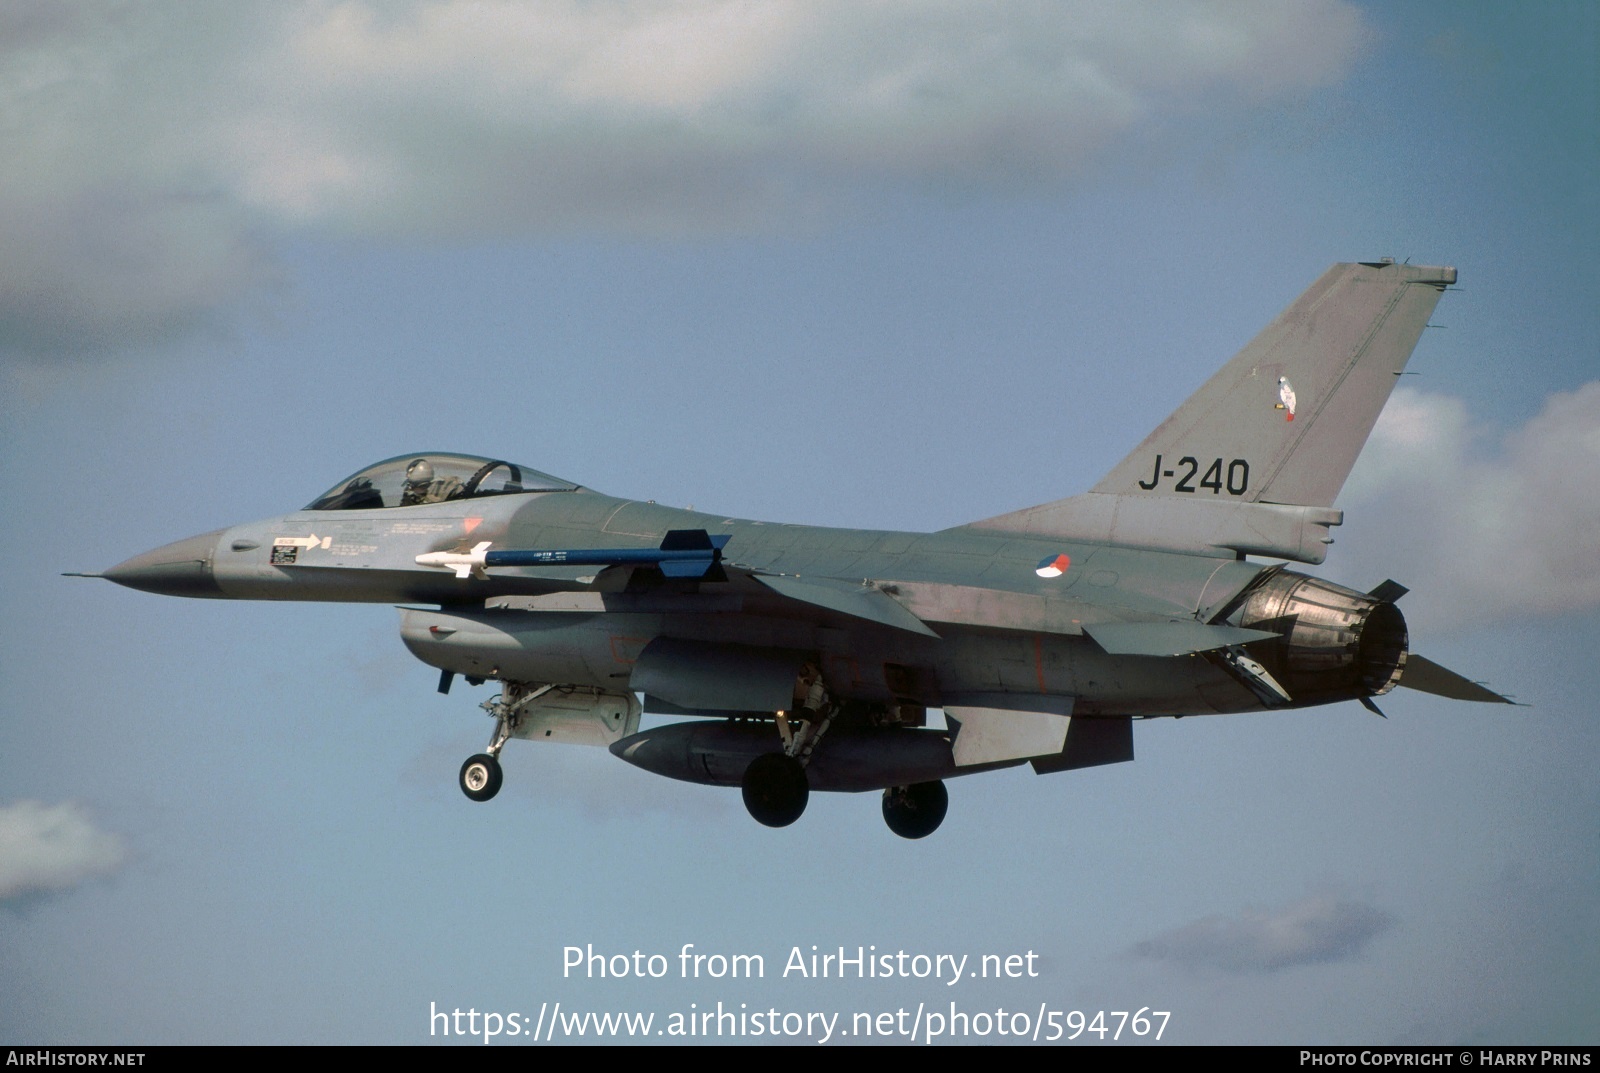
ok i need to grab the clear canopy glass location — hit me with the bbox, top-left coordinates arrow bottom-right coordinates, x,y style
305,453 -> 576,511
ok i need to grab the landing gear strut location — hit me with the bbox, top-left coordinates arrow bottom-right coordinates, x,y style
882,780 -> 948,839
740,662 -> 832,827
458,696 -> 513,803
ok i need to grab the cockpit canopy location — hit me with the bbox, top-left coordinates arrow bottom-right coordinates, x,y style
305,453 -> 577,511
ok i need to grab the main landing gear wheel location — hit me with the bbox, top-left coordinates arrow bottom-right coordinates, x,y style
460,753 -> 503,802
882,780 -> 948,839
741,752 -> 809,827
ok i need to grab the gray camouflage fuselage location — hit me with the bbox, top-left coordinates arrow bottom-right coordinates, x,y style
90,261 -> 1511,835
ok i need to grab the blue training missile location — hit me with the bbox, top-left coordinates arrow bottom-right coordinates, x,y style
416,529 -> 730,580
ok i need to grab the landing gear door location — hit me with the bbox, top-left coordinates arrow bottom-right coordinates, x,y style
506,687 -> 643,747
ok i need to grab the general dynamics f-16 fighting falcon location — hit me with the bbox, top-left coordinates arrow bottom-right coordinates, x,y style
81,260 -> 1512,838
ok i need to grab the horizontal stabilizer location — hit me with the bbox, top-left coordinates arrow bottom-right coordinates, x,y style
1084,620 -> 1279,657
1368,579 -> 1410,603
753,574 -> 940,637
1401,654 -> 1516,704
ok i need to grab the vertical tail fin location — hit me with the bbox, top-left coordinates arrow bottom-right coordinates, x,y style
962,261 -> 1457,564
1091,260 -> 1455,508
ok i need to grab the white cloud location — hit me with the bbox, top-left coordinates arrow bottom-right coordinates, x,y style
0,800 -> 128,902
1338,384 -> 1600,630
0,0 -> 1370,357
1132,892 -> 1393,973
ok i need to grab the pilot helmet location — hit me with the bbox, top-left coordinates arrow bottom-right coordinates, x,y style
404,458 -> 434,486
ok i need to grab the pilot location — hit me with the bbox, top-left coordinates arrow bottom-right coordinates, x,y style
399,458 -> 464,506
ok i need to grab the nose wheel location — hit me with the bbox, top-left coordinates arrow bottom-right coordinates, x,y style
460,753 -> 503,801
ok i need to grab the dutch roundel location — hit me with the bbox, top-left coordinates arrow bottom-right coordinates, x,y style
1035,553 -> 1071,578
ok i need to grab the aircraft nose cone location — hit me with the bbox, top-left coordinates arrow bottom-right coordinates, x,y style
102,529 -> 226,598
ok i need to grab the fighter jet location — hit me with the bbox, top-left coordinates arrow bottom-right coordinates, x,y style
80,260 -> 1511,838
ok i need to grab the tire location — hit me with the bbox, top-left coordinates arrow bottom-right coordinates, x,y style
460,753 -> 503,802
882,780 -> 948,839
740,752 -> 809,827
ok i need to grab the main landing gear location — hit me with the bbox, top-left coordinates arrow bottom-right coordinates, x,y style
741,752 -> 809,827
881,781 -> 948,840
740,754 -> 952,839
740,661 -> 832,829
738,663 -> 950,838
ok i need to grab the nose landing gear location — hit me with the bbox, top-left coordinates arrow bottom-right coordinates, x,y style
457,682 -> 554,802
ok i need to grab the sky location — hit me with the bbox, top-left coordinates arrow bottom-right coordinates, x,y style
2,0 -> 1596,1046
